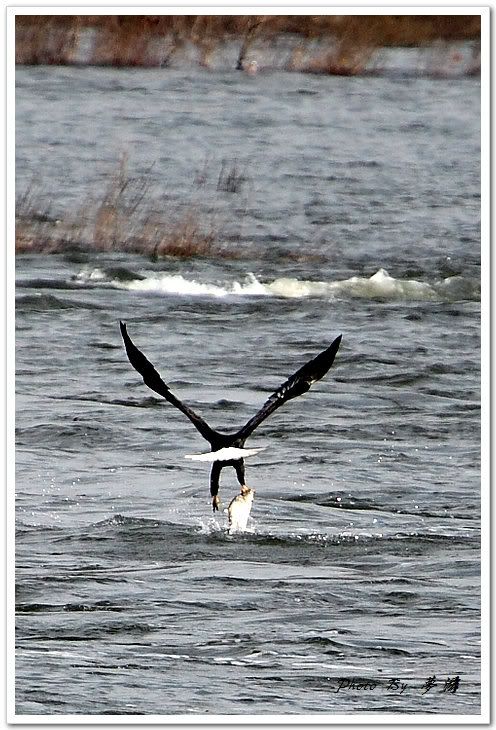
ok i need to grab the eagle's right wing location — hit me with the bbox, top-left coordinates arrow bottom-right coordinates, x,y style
235,335 -> 342,441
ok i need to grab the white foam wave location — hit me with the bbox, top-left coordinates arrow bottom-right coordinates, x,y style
126,272 -> 270,298
75,267 -> 479,303
325,268 -> 439,301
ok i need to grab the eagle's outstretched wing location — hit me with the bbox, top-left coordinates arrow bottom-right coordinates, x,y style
234,335 -> 342,442
119,322 -> 218,445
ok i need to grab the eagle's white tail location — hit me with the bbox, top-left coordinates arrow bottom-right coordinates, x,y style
184,446 -> 265,462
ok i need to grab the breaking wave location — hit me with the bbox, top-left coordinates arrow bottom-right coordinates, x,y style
74,267 -> 480,303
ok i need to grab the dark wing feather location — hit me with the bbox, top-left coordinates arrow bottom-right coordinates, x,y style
119,321 -> 217,444
235,334 -> 342,441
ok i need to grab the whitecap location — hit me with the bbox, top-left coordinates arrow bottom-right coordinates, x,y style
74,267 -> 479,303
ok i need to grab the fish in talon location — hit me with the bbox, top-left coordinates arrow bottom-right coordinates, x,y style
228,486 -> 255,532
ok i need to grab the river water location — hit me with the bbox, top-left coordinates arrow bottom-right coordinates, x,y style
15,61 -> 481,717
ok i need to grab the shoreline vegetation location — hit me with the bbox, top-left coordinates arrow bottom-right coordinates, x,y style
16,15 -> 480,76
15,15 -> 481,258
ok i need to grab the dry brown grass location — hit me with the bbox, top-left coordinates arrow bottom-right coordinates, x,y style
293,15 -> 480,45
288,16 -> 481,75
148,214 -> 217,259
15,156 -> 238,259
15,15 -> 80,65
15,15 -> 481,71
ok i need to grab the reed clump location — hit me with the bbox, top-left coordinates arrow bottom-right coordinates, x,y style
217,159 -> 247,194
16,156 -> 242,259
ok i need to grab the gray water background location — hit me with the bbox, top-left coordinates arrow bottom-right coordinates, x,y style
15,59 -> 481,716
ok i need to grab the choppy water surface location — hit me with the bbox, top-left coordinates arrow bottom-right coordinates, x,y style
15,62 -> 481,717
